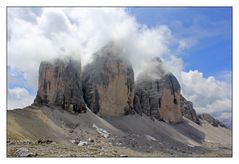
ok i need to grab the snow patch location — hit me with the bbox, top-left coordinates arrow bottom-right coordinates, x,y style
187,144 -> 195,148
144,134 -> 157,141
92,123 -> 110,138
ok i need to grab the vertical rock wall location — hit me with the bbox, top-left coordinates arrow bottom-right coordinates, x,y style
134,58 -> 182,124
34,58 -> 86,113
82,43 -> 134,117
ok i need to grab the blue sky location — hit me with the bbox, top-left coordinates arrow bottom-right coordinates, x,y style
128,7 -> 232,78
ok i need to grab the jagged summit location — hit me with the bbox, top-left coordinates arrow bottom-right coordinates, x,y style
198,113 -> 226,128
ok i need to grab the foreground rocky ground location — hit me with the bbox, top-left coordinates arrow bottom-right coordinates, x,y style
8,139 -> 144,157
7,106 -> 232,157
7,139 -> 231,157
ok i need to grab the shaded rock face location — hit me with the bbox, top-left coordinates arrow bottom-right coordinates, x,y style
197,113 -> 226,128
82,44 -> 134,117
134,58 -> 182,123
34,59 -> 86,113
180,95 -> 201,125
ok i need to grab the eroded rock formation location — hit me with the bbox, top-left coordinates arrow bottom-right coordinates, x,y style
34,58 -> 86,113
31,43 -> 225,127
134,58 -> 182,123
82,43 -> 134,117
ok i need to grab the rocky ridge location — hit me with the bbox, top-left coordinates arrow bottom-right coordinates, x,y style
32,42 -> 225,126
197,113 -> 226,128
180,95 -> 201,125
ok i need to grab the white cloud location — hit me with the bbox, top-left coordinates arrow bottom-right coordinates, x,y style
215,70 -> 232,83
8,87 -> 35,110
180,70 -> 231,124
8,8 -> 175,90
177,38 -> 198,51
163,55 -> 184,80
7,8 -> 231,125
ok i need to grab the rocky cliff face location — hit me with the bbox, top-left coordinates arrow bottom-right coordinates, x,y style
34,58 -> 86,113
82,43 -> 134,117
180,95 -> 201,125
197,113 -> 226,128
31,43 -> 225,128
134,58 -> 182,123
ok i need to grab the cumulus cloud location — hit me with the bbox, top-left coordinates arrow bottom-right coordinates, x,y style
8,8 -> 175,90
180,70 -> 231,125
7,8 -> 231,125
215,70 -> 232,84
8,87 -> 35,110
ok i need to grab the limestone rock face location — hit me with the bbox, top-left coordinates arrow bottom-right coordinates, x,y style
82,43 -> 134,117
197,113 -> 226,128
34,58 -> 86,113
180,95 -> 201,125
134,58 -> 182,123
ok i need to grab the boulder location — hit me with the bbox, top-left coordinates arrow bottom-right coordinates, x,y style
82,43 -> 134,117
78,141 -> 88,146
36,137 -> 53,144
134,58 -> 182,123
33,58 -> 86,113
180,95 -> 201,125
15,148 -> 37,157
92,123 -> 110,138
